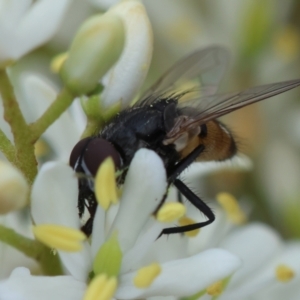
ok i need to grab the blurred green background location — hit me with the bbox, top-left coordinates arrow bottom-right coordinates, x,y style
20,0 -> 300,238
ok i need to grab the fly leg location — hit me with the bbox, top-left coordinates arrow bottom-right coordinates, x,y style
78,178 -> 97,236
159,144 -> 215,236
160,179 -> 215,235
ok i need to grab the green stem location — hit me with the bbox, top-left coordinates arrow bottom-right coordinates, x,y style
0,69 -> 37,184
0,224 -> 62,276
0,128 -> 15,162
30,87 -> 74,142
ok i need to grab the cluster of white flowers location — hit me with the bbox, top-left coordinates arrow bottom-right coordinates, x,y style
0,1 -> 299,300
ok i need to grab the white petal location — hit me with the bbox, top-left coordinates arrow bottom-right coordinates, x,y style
116,249 -> 241,298
101,0 -> 153,108
59,249 -> 92,282
121,220 -> 164,273
0,267 -> 86,300
91,205 -> 106,259
109,149 -> 167,252
253,243 -> 300,300
31,162 -> 92,280
219,223 -> 282,287
31,162 -> 79,228
89,0 -> 119,10
0,0 -> 72,61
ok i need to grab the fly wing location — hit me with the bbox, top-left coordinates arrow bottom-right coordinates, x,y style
167,80 -> 300,138
138,46 -> 230,106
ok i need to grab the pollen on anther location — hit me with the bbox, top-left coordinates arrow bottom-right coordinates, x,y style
157,202 -> 186,222
83,274 -> 117,300
206,280 -> 223,296
178,216 -> 200,237
95,157 -> 118,210
133,263 -> 161,288
32,224 -> 86,252
275,264 -> 295,282
216,192 -> 247,224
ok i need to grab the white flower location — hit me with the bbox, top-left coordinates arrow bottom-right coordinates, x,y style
178,192 -> 300,300
5,148 -> 240,300
0,0 -> 72,65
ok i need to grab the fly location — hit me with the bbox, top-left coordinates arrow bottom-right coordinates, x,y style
70,46 -> 300,236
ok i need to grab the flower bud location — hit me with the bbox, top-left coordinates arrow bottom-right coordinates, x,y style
60,13 -> 125,95
0,161 -> 29,214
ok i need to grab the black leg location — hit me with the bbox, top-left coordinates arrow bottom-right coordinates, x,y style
167,144 -> 205,182
77,178 -> 97,236
158,143 -> 215,236
160,179 -> 215,235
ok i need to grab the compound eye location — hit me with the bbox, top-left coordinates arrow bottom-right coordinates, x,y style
69,137 -> 121,176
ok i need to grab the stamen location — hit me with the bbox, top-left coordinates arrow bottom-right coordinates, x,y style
83,274 -> 117,300
34,139 -> 50,158
95,157 -> 118,210
51,52 -> 68,73
178,216 -> 200,237
32,224 -> 86,252
156,202 -> 186,222
206,280 -> 223,296
275,264 -> 295,282
216,192 -> 247,224
133,263 -> 161,288
93,231 -> 122,277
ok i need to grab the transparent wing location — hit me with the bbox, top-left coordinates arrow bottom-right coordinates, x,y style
138,46 -> 230,106
170,80 -> 300,137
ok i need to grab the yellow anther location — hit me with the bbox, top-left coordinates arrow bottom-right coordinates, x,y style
274,25 -> 300,61
206,280 -> 223,296
157,202 -> 186,222
84,274 -> 117,300
134,263 -> 161,288
216,192 -> 247,224
50,52 -> 68,73
95,157 -> 118,210
32,224 -> 86,252
34,139 -> 50,158
178,216 -> 200,237
275,265 -> 295,282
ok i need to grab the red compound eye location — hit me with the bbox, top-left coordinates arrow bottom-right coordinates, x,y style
70,137 -> 121,176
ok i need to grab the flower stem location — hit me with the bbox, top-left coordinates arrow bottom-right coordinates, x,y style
0,224 -> 63,275
0,69 -> 37,184
29,87 -> 74,142
0,128 -> 15,162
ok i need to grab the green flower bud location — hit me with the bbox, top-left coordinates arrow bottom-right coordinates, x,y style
60,13 -> 125,95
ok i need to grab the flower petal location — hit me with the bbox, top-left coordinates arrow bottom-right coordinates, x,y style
91,206 -> 106,259
0,267 -> 86,300
31,162 -> 92,280
0,0 -> 72,61
219,223 -> 282,286
109,149 -> 167,252
31,162 -> 79,227
116,249 -> 241,298
101,0 -> 153,108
